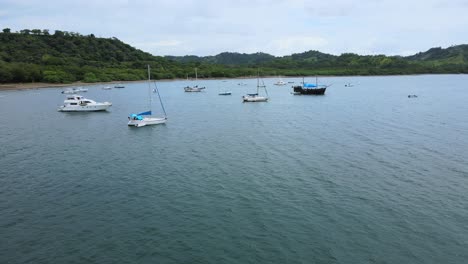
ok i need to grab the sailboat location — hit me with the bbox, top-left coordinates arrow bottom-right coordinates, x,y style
292,76 -> 330,95
128,65 -> 167,127
242,71 -> 269,102
184,68 -> 206,92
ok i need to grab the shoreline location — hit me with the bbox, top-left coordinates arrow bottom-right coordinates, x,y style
0,73 -> 463,91
0,80 -> 148,91
0,78 -> 240,91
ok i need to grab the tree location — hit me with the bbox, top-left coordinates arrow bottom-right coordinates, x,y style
2,28 -> 11,34
54,30 -> 64,37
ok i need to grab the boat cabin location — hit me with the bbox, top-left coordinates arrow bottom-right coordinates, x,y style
129,114 -> 144,120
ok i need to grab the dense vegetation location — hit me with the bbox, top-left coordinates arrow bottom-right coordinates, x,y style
1,28 -> 468,84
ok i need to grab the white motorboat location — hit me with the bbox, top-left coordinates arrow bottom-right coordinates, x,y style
242,71 -> 269,102
102,86 -> 112,90
58,95 -> 112,112
61,88 -> 77,94
75,87 -> 88,92
128,65 -> 167,127
184,85 -> 205,92
61,87 -> 87,94
273,76 -> 286,86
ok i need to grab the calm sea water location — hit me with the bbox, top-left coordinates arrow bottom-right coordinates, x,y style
1,75 -> 467,264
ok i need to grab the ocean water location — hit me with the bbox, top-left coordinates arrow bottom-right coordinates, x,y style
0,75 -> 467,264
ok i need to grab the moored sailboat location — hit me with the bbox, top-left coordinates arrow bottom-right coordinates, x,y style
292,76 -> 330,95
128,65 -> 167,127
242,71 -> 269,102
184,68 -> 206,92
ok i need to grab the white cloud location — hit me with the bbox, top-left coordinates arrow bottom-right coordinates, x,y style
267,36 -> 328,56
2,0 -> 468,56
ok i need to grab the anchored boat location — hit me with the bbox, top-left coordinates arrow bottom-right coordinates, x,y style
243,71 -> 269,102
58,95 -> 112,112
128,65 -> 167,127
292,77 -> 330,95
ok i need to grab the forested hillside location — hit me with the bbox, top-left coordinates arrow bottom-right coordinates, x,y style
1,28 -> 467,84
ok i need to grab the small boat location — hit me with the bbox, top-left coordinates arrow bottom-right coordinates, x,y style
238,82 -> 247,86
102,86 -> 112,90
58,95 -> 112,112
184,68 -> 206,92
75,87 -> 88,92
184,85 -> 205,92
61,88 -> 77,94
345,83 -> 354,87
292,77 -> 330,95
243,71 -> 268,102
408,94 -> 418,98
128,65 -> 167,127
114,84 -> 125,88
218,91 -> 232,95
61,87 -> 87,94
273,76 -> 286,86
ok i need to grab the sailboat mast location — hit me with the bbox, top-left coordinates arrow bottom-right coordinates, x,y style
153,82 -> 167,118
257,69 -> 260,94
195,68 -> 198,81
147,65 -> 152,111
149,64 -> 167,118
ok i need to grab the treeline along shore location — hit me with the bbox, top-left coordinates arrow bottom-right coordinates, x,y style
1,28 -> 468,84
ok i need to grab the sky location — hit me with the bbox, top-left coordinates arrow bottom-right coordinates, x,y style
1,0 -> 468,57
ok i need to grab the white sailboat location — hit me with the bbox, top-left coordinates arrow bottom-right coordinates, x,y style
184,68 -> 206,92
128,65 -> 167,127
242,71 -> 269,102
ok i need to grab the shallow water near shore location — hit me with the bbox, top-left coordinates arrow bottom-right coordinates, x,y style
1,75 -> 467,263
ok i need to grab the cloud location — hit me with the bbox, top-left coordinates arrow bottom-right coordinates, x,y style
267,36 -> 328,56
2,0 -> 468,56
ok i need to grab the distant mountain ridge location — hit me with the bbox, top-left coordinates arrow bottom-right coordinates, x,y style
407,45 -> 468,64
166,52 -> 276,65
1,28 -> 467,84
167,46 -> 468,66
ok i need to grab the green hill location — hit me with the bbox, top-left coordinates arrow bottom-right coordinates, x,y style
166,52 -> 276,66
1,28 -> 467,84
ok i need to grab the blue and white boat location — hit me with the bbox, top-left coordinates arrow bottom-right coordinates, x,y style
128,65 -> 167,127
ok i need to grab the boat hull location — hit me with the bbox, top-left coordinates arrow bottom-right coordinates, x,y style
292,86 -> 326,95
128,117 -> 167,127
218,92 -> 232,95
184,87 -> 205,92
58,102 -> 112,112
242,96 -> 268,102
